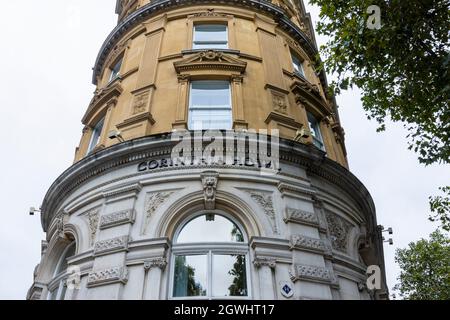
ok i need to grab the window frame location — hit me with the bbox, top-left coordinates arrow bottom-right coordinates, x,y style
87,117 -> 105,155
291,50 -> 305,77
109,57 -> 123,82
187,80 -> 233,130
47,242 -> 76,301
307,111 -> 325,151
192,23 -> 229,50
169,212 -> 252,300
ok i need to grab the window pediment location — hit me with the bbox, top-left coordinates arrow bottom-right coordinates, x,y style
82,82 -> 123,125
290,76 -> 331,117
174,50 -> 247,75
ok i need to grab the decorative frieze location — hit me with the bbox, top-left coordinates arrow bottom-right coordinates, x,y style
94,236 -> 130,256
100,209 -> 135,229
290,264 -> 338,286
253,257 -> 277,269
144,257 -> 168,271
87,267 -> 128,287
325,212 -> 353,253
284,207 -> 319,227
290,234 -> 331,255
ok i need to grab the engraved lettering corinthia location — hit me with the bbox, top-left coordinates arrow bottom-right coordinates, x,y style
100,209 -> 135,230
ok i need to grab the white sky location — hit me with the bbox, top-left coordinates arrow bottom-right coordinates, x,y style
0,0 -> 447,299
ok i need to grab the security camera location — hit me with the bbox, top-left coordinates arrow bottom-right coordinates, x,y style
108,130 -> 125,142
29,207 -> 40,216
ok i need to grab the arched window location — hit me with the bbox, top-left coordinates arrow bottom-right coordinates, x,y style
48,241 -> 76,300
170,213 -> 250,299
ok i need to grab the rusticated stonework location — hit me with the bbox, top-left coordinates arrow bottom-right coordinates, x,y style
326,212 -> 353,253
284,207 -> 319,227
87,266 -> 128,287
100,210 -> 135,230
93,236 -> 129,256
290,234 -> 331,255
290,264 -> 337,285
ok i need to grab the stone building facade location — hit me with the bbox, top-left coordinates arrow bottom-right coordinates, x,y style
28,0 -> 388,300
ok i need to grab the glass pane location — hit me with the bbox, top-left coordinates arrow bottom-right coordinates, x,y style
177,215 -> 245,243
88,118 -> 105,153
110,58 -> 122,80
194,24 -> 227,43
213,254 -> 247,297
173,255 -> 207,297
190,81 -> 230,108
291,52 -> 304,76
55,242 -> 76,276
190,109 -> 232,130
193,43 -> 228,50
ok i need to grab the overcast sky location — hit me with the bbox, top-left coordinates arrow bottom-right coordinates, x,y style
0,0 -> 447,299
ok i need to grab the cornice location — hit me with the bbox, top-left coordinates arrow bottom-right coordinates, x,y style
92,0 -> 317,85
40,133 -> 376,235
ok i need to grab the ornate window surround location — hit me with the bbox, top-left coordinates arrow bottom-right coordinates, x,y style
168,210 -> 252,300
185,9 -> 237,51
172,50 -> 248,130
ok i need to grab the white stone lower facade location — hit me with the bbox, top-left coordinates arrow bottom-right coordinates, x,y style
28,134 -> 388,300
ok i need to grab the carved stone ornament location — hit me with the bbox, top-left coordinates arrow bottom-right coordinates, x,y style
94,235 -> 130,256
191,9 -> 228,18
100,209 -> 135,230
87,266 -> 129,287
253,257 -> 277,269
284,208 -> 319,227
142,191 -> 175,234
272,92 -> 288,114
290,234 -> 331,255
144,257 -> 168,271
201,171 -> 219,210
174,50 -> 247,74
87,209 -> 99,246
290,264 -> 337,285
132,90 -> 150,114
243,190 -> 278,234
326,212 -> 353,253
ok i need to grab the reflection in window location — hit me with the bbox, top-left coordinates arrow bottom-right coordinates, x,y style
173,255 -> 207,297
177,214 -> 244,243
291,51 -> 305,77
87,117 -> 105,154
48,241 -> 76,300
193,24 -> 228,49
188,81 -> 232,130
213,254 -> 247,297
109,58 -> 122,82
172,214 -> 249,299
307,112 -> 325,151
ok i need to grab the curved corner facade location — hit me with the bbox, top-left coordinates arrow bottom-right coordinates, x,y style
28,0 -> 388,300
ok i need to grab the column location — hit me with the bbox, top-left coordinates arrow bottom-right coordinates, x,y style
143,257 -> 167,300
